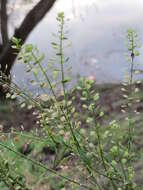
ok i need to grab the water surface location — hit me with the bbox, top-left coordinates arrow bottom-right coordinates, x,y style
12,0 -> 143,89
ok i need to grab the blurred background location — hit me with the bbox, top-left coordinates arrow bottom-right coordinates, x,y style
1,0 -> 143,90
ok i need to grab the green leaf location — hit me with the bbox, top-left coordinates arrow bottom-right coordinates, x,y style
135,51 -> 140,56
25,44 -> 33,52
6,93 -> 11,99
21,103 -> 26,108
12,37 -> 21,44
93,93 -> 99,101
51,42 -> 58,46
62,77 -> 70,84
11,94 -> 17,100
40,82 -> 47,88
99,112 -> 104,117
32,68 -> 38,75
62,37 -> 68,40
56,53 -> 62,56
11,45 -> 17,49
65,57 -> 70,62
34,54 -> 44,64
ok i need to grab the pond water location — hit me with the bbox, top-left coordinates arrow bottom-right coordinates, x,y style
12,0 -> 143,90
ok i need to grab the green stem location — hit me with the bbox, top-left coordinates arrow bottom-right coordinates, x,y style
0,142 -> 92,190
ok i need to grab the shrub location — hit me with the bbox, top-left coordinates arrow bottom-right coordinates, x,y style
0,13 -> 142,190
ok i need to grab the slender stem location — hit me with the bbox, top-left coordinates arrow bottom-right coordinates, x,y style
27,61 -> 47,94
85,87 -> 117,189
32,52 -> 57,99
128,31 -> 135,163
0,142 -> 92,190
59,16 -> 67,102
116,141 -> 127,180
